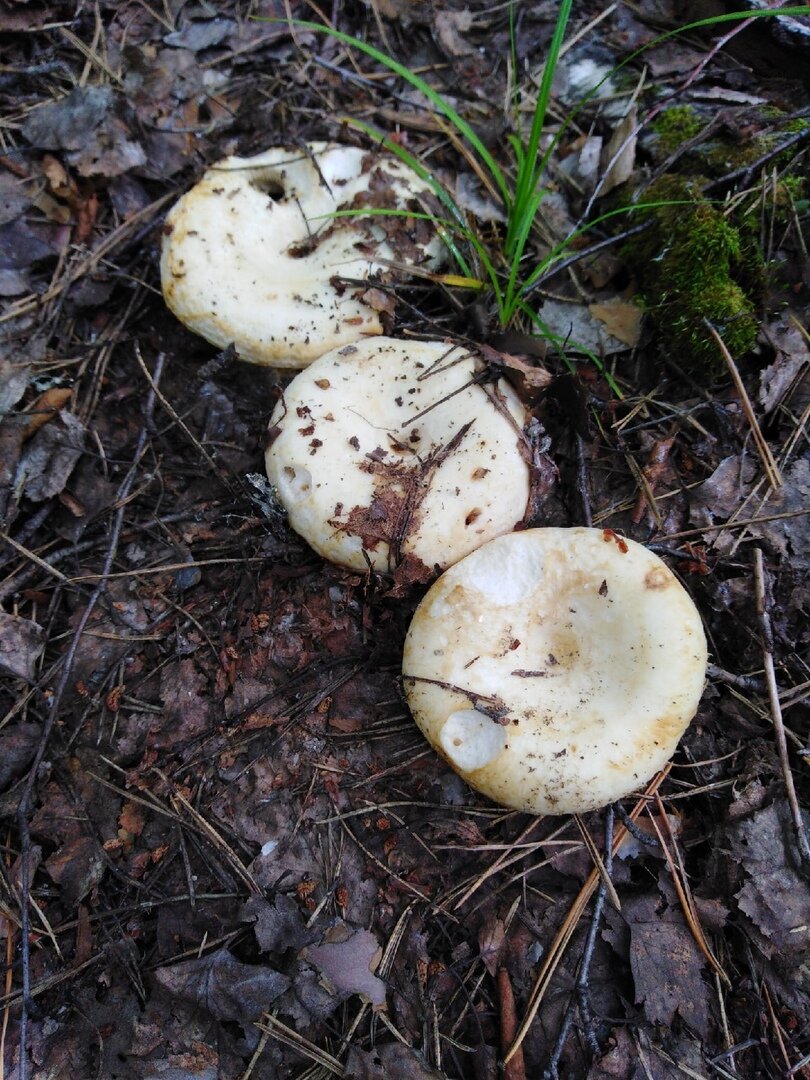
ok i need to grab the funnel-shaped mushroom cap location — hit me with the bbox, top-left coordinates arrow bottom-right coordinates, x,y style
264,338 -> 530,575
161,143 -> 445,368
403,527 -> 707,814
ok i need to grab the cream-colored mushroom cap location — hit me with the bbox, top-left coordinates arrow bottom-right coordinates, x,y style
403,527 -> 707,814
160,143 -> 445,369
264,338 -> 530,575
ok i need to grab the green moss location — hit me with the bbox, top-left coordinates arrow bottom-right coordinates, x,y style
652,106 -> 704,157
624,177 -> 760,372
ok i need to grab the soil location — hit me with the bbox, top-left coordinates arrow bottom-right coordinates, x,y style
1,2 -> 809,1078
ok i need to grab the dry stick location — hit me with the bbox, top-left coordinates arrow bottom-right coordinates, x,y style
648,793 -> 729,985
0,833 -> 14,1080
705,322 -> 783,490
504,767 -> 670,1065
753,548 -> 810,864
14,354 -> 165,1080
498,967 -> 527,1080
545,807 -> 616,1079
257,1013 -> 345,1076
133,344 -> 243,499
0,193 -> 172,326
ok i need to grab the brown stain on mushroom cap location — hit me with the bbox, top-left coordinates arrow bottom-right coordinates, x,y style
644,566 -> 672,589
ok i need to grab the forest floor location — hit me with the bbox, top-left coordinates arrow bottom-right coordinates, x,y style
1,1 -> 809,1078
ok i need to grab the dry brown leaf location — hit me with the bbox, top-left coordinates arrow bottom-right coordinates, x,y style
22,386 -> 73,438
588,300 -> 643,348
599,105 -> 637,197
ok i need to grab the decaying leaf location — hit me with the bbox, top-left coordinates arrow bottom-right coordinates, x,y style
0,722 -> 40,789
598,105 -> 638,196
155,947 -> 290,1025
242,893 -> 314,953
344,1043 -> 447,1080
538,298 -> 635,355
727,801 -> 810,956
0,611 -> 45,681
588,300 -> 643,349
434,10 -> 475,57
16,409 -> 85,501
44,834 -> 105,905
0,359 -> 30,419
304,925 -> 387,1008
625,891 -> 711,1038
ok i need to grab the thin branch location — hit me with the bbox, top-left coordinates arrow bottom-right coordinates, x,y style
15,353 -> 166,1080
753,548 -> 810,864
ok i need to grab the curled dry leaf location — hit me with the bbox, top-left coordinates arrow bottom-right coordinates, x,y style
155,947 -> 290,1025
0,611 -> 46,681
16,409 -> 85,501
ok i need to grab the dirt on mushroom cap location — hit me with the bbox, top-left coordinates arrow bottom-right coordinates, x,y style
264,337 -> 531,576
402,527 -> 708,815
160,143 -> 446,368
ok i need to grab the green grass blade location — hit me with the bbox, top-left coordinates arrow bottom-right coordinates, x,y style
342,116 -> 505,308
508,0 -> 573,256
288,18 -> 511,209
518,300 -> 624,400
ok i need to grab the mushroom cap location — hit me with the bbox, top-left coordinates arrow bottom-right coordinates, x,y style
160,143 -> 445,368
402,527 -> 708,814
264,337 -> 530,575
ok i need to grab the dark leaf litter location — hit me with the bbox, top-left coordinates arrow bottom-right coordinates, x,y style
0,1 -> 808,1078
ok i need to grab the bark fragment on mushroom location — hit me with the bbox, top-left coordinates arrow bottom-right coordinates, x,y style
402,527 -> 708,815
264,338 -> 531,576
160,143 -> 446,368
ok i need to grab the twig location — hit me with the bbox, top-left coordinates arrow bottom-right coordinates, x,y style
257,1013 -> 345,1076
545,808 -> 615,1078
133,344 -> 243,498
648,793 -> 729,985
14,353 -> 165,1080
705,321 -> 782,490
576,435 -> 593,527
505,768 -> 670,1065
498,967 -> 526,1080
753,548 -> 810,864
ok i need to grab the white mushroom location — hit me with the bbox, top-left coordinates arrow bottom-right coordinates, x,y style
264,338 -> 530,576
161,143 -> 445,368
402,527 -> 708,814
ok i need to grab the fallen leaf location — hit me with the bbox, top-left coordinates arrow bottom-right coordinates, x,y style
304,925 -> 387,1008
588,300 -> 643,348
164,18 -> 235,52
0,722 -> 40,789
0,359 -> 30,418
434,10 -> 475,57
747,457 -> 810,564
537,298 -> 633,355
0,171 -> 31,225
759,316 -> 810,413
44,834 -> 105,905
624,890 -> 711,1038
688,454 -> 755,532
16,409 -> 85,501
478,913 -> 506,977
242,893 -> 314,953
727,801 -> 810,955
154,947 -> 290,1024
22,87 -> 113,151
345,1043 -> 447,1080
599,105 -> 637,196
0,612 -> 45,681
